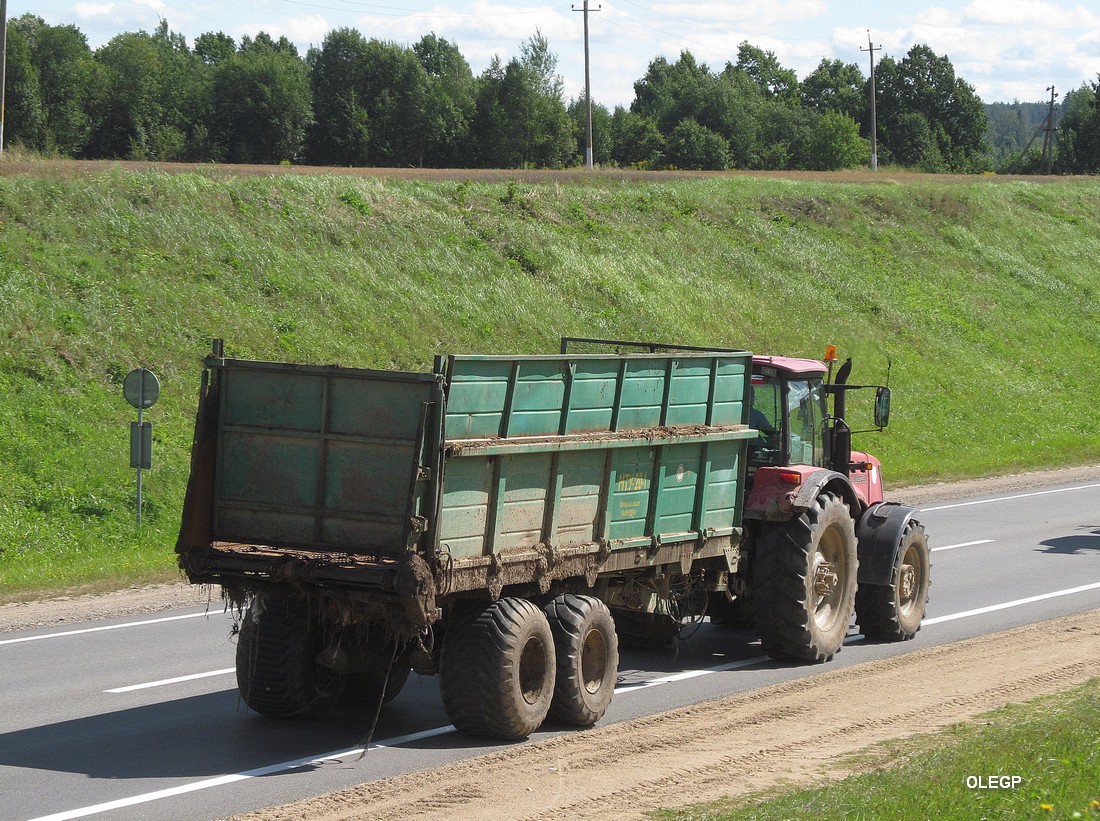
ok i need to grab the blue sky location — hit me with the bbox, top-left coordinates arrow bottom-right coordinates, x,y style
10,0 -> 1100,108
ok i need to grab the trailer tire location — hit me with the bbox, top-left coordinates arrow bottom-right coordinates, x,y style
752,492 -> 858,662
440,597 -> 556,740
856,521 -> 930,641
608,608 -> 679,648
340,629 -> 412,708
544,595 -> 618,726
235,593 -> 346,718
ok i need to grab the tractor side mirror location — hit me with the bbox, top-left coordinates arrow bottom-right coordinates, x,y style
874,387 -> 892,429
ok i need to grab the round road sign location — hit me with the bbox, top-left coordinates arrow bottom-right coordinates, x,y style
124,368 -> 161,409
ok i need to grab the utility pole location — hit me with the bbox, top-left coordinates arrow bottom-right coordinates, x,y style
861,31 -> 880,171
1041,85 -> 1058,174
573,1 -> 600,169
1,0 -> 8,159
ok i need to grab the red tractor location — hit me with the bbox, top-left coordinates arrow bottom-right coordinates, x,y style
560,337 -> 931,662
737,346 -> 930,661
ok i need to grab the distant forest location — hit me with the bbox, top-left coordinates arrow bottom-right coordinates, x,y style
4,15 -> 1099,173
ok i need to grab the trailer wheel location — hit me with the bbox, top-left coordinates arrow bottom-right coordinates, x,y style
608,608 -> 679,648
439,598 -> 556,739
235,593 -> 346,718
752,492 -> 858,662
340,629 -> 412,708
544,595 -> 618,726
856,521 -> 931,641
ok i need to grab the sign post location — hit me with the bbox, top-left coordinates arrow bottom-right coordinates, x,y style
123,368 -> 160,524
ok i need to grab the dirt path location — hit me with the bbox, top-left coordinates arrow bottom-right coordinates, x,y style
225,609 -> 1100,821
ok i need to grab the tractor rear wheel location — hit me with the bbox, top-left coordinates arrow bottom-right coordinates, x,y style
235,592 -> 346,718
857,521 -> 931,641
439,598 -> 556,739
751,492 -> 858,662
544,594 -> 618,726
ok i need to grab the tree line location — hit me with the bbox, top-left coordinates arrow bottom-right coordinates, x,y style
4,15 -> 1098,173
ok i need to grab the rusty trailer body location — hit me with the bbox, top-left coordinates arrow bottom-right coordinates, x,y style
178,347 -> 755,605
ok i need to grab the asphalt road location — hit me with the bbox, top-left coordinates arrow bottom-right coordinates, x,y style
3,477 -> 1100,821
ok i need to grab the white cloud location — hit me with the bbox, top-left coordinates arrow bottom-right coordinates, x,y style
676,0 -> 828,29
241,14 -> 330,49
72,3 -> 116,18
963,0 -> 1100,28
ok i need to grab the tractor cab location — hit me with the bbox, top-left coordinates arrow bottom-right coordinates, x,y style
748,356 -> 830,470
748,348 -> 893,510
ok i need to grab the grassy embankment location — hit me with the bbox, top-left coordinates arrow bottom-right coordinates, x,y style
2,165 -> 1100,599
658,678 -> 1100,821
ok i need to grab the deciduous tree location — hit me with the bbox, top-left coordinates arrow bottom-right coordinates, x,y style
666,118 -> 730,170
875,44 -> 988,172
1,25 -> 45,149
801,58 -> 866,123
609,107 -> 664,168
208,35 -> 313,163
1054,79 -> 1100,174
733,42 -> 799,105
413,33 -> 475,167
802,111 -> 868,170
468,33 -> 574,168
12,15 -> 95,155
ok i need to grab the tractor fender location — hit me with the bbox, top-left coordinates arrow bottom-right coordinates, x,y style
745,467 -> 861,522
790,469 -> 862,519
855,502 -> 920,586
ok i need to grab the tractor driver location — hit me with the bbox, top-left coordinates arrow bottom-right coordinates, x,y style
749,385 -> 779,455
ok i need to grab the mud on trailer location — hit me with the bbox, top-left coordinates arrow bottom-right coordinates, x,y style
176,338 -> 930,739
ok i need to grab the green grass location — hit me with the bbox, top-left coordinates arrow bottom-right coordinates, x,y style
655,678 -> 1100,821
3,166 -> 1100,598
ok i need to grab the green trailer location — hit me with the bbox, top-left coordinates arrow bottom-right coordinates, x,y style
177,340 -> 756,738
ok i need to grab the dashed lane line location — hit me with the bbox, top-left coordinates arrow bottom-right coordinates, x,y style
0,611 -> 212,647
931,539 -> 994,552
920,482 -> 1100,512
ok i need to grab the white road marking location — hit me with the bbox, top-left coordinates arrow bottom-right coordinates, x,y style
25,725 -> 457,821
931,539 -> 994,553
0,611 -> 213,647
923,581 -> 1100,625
25,580 -> 1100,821
106,668 -> 235,693
920,482 -> 1100,512
615,655 -> 770,692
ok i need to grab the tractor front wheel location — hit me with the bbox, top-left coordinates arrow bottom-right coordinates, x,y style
857,521 -> 931,641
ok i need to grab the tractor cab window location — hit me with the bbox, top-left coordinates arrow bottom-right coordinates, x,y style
787,378 -> 826,467
748,380 -> 783,464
